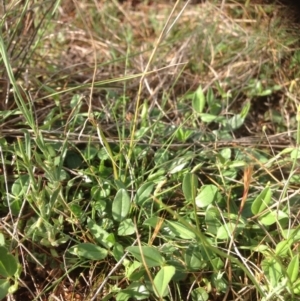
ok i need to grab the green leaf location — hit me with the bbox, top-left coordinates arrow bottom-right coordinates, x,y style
70,93 -> 82,108
126,246 -> 164,267
205,206 -> 221,236
192,85 -> 206,114
117,283 -> 149,301
65,151 -> 82,169
83,146 -> 99,161
199,113 -> 218,123
87,218 -> 114,249
9,199 -> 22,216
216,222 -> 244,240
291,148 -> 300,159
262,258 -> 282,288
135,126 -> 149,139
134,182 -> 154,205
125,261 -> 142,279
281,228 -> 300,241
91,183 -> 111,199
196,185 -> 222,208
128,268 -> 148,282
292,278 -> 300,294
185,245 -> 206,270
226,101 -> 251,130
240,101 -> 251,119
11,175 -> 30,196
211,273 -> 227,293
165,220 -> 196,239
211,257 -> 224,269
275,240 -> 292,257
0,279 -> 10,300
143,216 -> 164,229
287,254 -> 299,283
153,266 -> 176,298
220,148 -> 231,160
118,219 -> 135,236
259,210 -> 288,226
175,127 -> 193,142
253,244 -> 270,254
112,243 -> 124,262
251,186 -> 272,215
154,149 -> 169,165
0,247 -> 18,277
112,188 -> 131,222
169,157 -> 188,174
70,243 -> 108,260
116,291 -> 130,301
207,88 -> 222,115
182,173 -> 198,203
226,114 -> 245,130
191,287 -> 209,301
114,180 -> 127,190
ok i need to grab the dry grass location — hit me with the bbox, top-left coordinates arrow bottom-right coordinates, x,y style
25,0 -> 300,132
3,0 -> 299,133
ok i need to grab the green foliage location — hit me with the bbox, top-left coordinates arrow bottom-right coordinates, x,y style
1,0 -> 300,300
0,244 -> 20,299
153,265 -> 176,298
126,246 -> 165,268
69,243 -> 108,260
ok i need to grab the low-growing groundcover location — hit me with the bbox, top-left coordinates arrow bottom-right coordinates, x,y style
1,0 -> 300,300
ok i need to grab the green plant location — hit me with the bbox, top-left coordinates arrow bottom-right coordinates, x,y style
0,235 -> 20,299
1,0 -> 300,300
